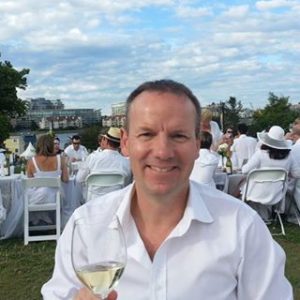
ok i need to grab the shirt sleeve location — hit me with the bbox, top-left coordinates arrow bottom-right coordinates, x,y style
237,213 -> 293,300
41,215 -> 83,299
241,151 -> 260,174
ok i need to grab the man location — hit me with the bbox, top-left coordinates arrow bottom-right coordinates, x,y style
231,123 -> 257,169
287,123 -> 300,222
42,80 -> 292,299
64,135 -> 88,162
76,127 -> 132,200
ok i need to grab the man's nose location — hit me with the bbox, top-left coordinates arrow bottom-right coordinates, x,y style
154,135 -> 174,160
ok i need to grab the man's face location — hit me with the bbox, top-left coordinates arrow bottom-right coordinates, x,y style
121,91 -> 200,198
72,139 -> 80,151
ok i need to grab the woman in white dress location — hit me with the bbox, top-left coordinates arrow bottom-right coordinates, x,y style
26,134 -> 69,225
200,109 -> 222,151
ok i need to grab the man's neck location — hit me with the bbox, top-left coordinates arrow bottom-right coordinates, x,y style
131,186 -> 188,260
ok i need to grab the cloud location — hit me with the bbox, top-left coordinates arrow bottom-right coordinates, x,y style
256,0 -> 295,10
1,0 -> 299,115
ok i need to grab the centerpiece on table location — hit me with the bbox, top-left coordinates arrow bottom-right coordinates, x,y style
217,143 -> 229,169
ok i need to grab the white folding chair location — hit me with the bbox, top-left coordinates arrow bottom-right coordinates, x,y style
85,171 -> 126,202
242,168 -> 288,235
23,177 -> 61,245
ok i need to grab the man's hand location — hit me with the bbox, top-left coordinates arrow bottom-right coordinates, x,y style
74,287 -> 117,300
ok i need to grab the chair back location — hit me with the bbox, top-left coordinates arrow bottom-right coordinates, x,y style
242,168 -> 288,205
23,177 -> 61,189
85,171 -> 126,201
23,176 -> 61,245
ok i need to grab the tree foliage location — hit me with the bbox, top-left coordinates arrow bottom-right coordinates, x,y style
250,92 -> 298,134
80,125 -> 104,151
0,56 -> 29,142
223,96 -> 243,131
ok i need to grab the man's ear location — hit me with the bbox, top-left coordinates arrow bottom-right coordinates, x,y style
120,128 -> 129,157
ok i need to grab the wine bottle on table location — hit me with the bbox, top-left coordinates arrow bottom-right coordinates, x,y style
225,156 -> 233,175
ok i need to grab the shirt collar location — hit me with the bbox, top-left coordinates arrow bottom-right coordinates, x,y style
116,181 -> 214,230
115,182 -> 214,266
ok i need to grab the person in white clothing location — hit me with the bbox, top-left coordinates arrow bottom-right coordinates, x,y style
26,134 -> 69,225
200,108 -> 222,151
231,123 -> 257,169
42,80 -> 292,300
64,135 -> 88,162
286,124 -> 300,222
76,127 -> 132,200
190,131 -> 219,187
241,125 -> 299,221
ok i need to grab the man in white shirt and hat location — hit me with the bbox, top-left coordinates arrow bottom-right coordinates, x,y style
76,127 -> 132,201
42,80 -> 293,300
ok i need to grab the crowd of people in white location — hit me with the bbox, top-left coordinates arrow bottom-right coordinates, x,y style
191,109 -> 300,224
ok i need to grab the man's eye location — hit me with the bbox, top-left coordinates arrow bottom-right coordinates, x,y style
139,132 -> 153,138
173,134 -> 188,141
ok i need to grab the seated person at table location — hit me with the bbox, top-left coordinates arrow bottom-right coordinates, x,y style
77,127 -> 132,200
241,125 -> 299,221
64,135 -> 88,162
231,123 -> 257,169
26,134 -> 69,225
190,131 -> 219,187
43,79 -> 292,300
200,109 -> 222,151
54,137 -> 64,155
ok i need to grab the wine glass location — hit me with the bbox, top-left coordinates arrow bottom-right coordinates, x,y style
71,214 -> 127,298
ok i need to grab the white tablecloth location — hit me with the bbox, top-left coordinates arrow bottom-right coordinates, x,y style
0,175 -> 83,239
0,175 -> 24,239
214,172 -> 246,197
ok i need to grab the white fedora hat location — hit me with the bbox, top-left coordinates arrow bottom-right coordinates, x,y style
257,125 -> 291,149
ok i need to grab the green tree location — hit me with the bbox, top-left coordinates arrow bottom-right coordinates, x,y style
0,56 -> 29,142
223,97 -> 243,131
80,125 -> 104,151
250,92 -> 298,133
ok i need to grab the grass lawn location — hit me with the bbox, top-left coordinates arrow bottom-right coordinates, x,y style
0,223 -> 299,300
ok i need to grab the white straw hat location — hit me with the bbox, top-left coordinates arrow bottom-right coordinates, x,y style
101,127 -> 121,143
257,125 -> 291,149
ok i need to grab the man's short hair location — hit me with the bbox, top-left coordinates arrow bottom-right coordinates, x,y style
125,79 -> 201,137
71,135 -> 81,141
238,123 -> 248,134
200,131 -> 212,149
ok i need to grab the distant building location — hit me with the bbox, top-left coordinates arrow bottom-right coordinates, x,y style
112,102 -> 126,116
14,98 -> 102,129
39,116 -> 83,130
102,102 -> 126,128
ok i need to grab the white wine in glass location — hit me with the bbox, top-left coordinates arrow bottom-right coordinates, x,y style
71,214 -> 127,298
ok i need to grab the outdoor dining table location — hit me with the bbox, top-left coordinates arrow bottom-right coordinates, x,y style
214,170 -> 246,197
0,174 -> 83,239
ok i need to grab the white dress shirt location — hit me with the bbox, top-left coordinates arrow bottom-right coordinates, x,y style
289,139 -> 300,209
42,182 -> 292,300
64,144 -> 88,161
77,149 -> 131,184
231,134 -> 257,169
190,149 -> 219,187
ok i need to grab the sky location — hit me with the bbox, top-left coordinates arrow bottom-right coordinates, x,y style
1,0 -> 300,115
